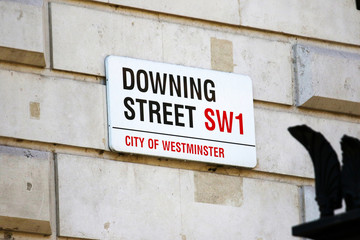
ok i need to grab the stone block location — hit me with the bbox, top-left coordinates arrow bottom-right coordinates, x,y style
109,0 -> 240,25
233,37 -> 293,105
302,186 -> 319,222
57,153 -> 301,239
193,171 -> 243,207
0,145 -> 51,234
162,24 -> 293,105
180,171 -> 300,239
51,2 -> 163,76
56,154 -> 182,239
161,22 -> 212,70
239,0 -> 360,45
51,2 -> 293,105
294,44 -> 360,116
254,107 -> 360,178
210,37 -> 234,72
0,0 -> 45,67
0,69 -> 106,150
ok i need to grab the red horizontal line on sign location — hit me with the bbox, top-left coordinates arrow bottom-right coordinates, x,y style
112,127 -> 255,147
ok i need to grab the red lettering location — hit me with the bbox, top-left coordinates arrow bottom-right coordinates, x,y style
162,140 -> 171,150
214,147 -> 218,157
203,146 -> 208,156
216,110 -> 233,133
125,136 -> 131,146
161,140 -> 225,158
125,136 -> 144,147
219,148 -> 224,158
139,137 -> 144,147
176,142 -> 181,152
208,146 -> 213,156
235,113 -> 244,135
204,108 -> 215,131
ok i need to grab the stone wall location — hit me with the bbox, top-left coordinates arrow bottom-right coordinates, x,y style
1,0 -> 359,239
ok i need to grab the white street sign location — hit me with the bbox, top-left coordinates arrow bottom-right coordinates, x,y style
105,56 -> 256,168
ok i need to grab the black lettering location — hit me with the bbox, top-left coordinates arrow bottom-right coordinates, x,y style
136,69 -> 149,92
163,102 -> 173,125
183,76 -> 188,98
135,98 -> 147,121
149,100 -> 161,123
149,71 -> 167,95
204,79 -> 216,102
174,104 -> 185,127
124,97 -> 135,120
123,68 -> 135,90
185,105 -> 196,128
190,77 -> 201,100
169,74 -> 181,97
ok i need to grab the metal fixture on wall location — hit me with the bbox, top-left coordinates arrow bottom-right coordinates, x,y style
289,125 -> 360,240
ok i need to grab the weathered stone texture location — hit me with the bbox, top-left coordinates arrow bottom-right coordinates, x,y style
109,0 -> 240,25
294,44 -> 360,115
210,37 -> 234,72
180,171 -> 300,240
57,154 -> 300,239
254,107 -> 360,178
2,68 -> 358,178
0,145 -> 51,234
2,0 -> 360,240
162,24 -> 293,104
194,171 -> 242,207
302,186 -> 319,222
0,0 -> 45,66
57,154 -> 182,239
51,2 -> 163,76
51,3 -> 293,105
240,0 -> 360,45
0,70 -> 106,150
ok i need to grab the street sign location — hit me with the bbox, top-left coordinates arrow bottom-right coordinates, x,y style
105,56 -> 256,167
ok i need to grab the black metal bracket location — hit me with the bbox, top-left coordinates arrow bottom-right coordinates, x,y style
292,209 -> 360,240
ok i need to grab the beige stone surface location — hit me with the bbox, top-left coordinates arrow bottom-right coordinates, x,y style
0,0 -> 45,66
57,154 -> 182,239
161,22 -> 211,70
232,37 -> 293,105
194,171 -> 242,207
302,186 -> 319,222
294,44 -> 360,115
57,154 -> 300,239
0,70 -> 107,150
239,0 -> 360,45
2,69 -> 359,179
210,37 -> 234,72
109,0 -> 240,25
162,23 -> 293,104
51,3 -> 293,105
180,171 -> 300,240
0,145 -> 51,234
254,107 -> 360,178
51,2 -> 163,76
